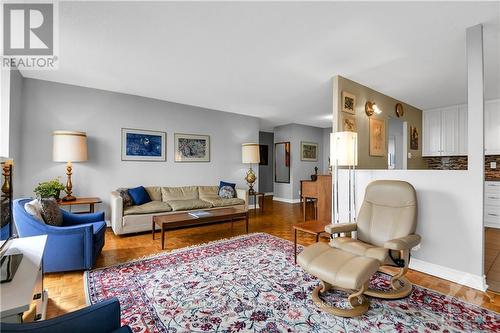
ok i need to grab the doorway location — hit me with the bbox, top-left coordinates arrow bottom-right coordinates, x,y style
388,118 -> 408,170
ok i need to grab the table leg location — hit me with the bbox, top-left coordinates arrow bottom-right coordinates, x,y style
161,225 -> 165,250
316,233 -> 319,242
303,198 -> 306,221
152,221 -> 155,240
90,203 -> 95,213
294,228 -> 297,264
260,195 -> 264,212
254,195 -> 257,212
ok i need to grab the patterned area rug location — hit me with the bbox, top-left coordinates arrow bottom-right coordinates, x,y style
85,233 -> 499,332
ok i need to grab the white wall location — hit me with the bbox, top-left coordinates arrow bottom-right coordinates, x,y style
17,78 -> 260,216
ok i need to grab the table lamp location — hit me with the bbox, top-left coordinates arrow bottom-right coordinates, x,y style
53,130 -> 88,201
241,143 -> 260,195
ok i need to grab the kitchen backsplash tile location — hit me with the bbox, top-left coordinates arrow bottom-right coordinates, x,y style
423,155 -> 500,180
485,155 -> 500,180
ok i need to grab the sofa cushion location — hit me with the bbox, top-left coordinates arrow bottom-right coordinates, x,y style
161,186 -> 199,201
145,186 -> 162,201
40,198 -> 63,226
165,199 -> 212,211
123,201 -> 172,215
128,186 -> 151,205
198,186 -> 220,199
331,237 -> 388,263
201,197 -> 245,207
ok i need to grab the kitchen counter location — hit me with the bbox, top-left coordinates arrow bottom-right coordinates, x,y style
486,178 -> 500,181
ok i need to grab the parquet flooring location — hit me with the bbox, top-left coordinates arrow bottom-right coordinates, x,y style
43,197 -> 500,319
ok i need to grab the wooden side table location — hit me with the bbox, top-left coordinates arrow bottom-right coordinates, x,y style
292,220 -> 330,264
249,192 -> 265,212
58,197 -> 102,213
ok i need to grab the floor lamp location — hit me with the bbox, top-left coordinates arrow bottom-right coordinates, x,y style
330,132 -> 358,224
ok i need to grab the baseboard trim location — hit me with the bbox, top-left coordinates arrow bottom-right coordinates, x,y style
273,197 -> 301,204
409,258 -> 487,292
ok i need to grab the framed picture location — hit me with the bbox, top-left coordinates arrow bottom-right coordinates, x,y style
259,145 -> 269,165
341,114 -> 357,132
301,142 -> 318,161
174,133 -> 210,162
369,118 -> 386,157
410,126 -> 419,150
121,128 -> 166,161
342,91 -> 356,114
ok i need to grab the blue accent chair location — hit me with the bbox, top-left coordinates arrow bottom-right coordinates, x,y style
13,198 -> 106,273
0,297 -> 131,333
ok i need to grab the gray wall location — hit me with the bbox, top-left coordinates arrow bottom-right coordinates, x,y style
9,69 -> 23,198
258,131 -> 273,193
17,78 -> 260,217
273,123 -> 325,201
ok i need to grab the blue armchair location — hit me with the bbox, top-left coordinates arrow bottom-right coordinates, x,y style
0,297 -> 131,333
13,198 -> 106,273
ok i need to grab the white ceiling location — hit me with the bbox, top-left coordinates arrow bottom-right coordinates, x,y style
21,1 -> 500,130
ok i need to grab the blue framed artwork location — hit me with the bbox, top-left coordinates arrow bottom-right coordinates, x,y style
121,128 -> 166,161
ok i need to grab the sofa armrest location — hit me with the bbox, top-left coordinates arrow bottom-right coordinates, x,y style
384,234 -> 421,251
236,188 -> 248,209
0,298 -> 128,333
62,210 -> 105,226
324,223 -> 357,234
110,191 -> 124,235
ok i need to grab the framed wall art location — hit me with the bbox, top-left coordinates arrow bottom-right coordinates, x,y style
341,114 -> 357,132
174,133 -> 210,162
369,118 -> 386,157
301,142 -> 318,161
410,126 -> 419,150
341,91 -> 356,114
121,128 -> 166,161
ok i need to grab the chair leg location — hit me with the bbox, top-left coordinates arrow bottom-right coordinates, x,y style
311,281 -> 370,317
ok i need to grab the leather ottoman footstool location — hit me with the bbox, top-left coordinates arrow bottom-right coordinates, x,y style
297,242 -> 379,317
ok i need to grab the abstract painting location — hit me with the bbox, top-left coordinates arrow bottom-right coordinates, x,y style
369,118 -> 385,157
342,91 -> 356,114
174,133 -> 210,162
301,142 -> 318,161
410,126 -> 419,150
121,128 -> 166,161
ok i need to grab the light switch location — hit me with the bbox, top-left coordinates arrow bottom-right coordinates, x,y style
407,152 -> 412,159
491,162 -> 497,169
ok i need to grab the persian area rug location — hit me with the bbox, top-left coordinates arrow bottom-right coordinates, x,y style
85,233 -> 499,333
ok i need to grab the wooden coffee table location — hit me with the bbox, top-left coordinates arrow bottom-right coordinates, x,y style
292,220 -> 330,263
152,207 -> 249,249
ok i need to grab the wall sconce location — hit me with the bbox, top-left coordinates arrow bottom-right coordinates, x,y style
365,101 -> 382,116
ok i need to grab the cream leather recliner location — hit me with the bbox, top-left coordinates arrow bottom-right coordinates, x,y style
297,180 -> 421,317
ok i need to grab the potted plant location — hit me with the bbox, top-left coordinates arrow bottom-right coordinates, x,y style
34,178 -> 66,200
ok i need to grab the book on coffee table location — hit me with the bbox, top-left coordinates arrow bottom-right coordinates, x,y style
188,211 -> 212,218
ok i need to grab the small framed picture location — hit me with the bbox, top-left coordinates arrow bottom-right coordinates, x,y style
121,128 -> 166,161
342,91 -> 356,114
301,142 -> 318,161
410,126 -> 419,150
174,133 -> 210,162
341,114 -> 357,132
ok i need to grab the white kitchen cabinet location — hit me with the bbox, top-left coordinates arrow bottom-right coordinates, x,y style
423,105 -> 466,157
485,181 -> 500,229
423,110 -> 442,156
485,99 -> 500,155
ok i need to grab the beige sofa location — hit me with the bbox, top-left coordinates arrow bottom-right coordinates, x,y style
111,186 -> 248,235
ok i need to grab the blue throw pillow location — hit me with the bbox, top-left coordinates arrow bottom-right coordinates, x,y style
128,186 -> 151,205
219,181 -> 236,198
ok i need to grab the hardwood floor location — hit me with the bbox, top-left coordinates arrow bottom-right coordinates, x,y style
485,227 -> 500,293
43,197 -> 500,319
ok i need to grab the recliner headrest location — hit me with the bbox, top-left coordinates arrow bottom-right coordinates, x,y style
364,180 -> 416,208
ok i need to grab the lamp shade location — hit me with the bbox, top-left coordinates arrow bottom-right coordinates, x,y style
330,131 -> 358,166
53,131 -> 88,162
241,143 -> 260,164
